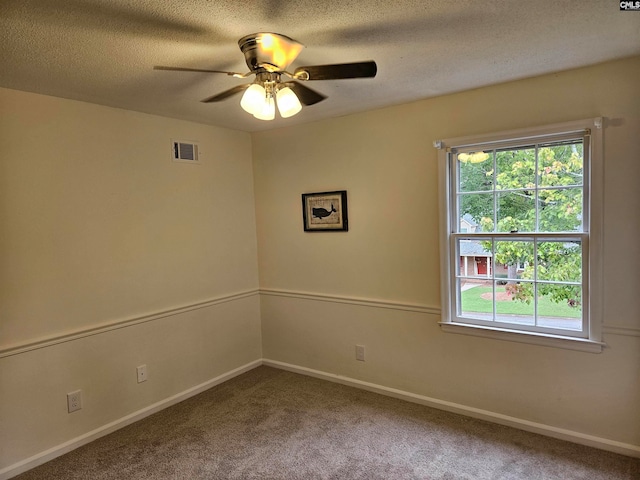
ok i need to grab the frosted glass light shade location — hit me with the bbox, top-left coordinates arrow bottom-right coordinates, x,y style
253,96 -> 275,120
276,87 -> 302,118
240,84 -> 266,115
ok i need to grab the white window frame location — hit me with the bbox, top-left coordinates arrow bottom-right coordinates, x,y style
436,118 -> 604,353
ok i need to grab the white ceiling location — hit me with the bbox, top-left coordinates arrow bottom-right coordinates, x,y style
1,0 -> 638,132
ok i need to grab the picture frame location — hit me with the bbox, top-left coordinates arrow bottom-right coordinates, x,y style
301,190 -> 348,232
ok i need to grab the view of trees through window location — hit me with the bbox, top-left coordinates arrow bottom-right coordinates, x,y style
455,139 -> 585,331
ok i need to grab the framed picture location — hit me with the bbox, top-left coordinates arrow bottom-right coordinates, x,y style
302,190 -> 348,232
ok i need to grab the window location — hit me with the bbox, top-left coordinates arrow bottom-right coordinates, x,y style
436,119 -> 603,352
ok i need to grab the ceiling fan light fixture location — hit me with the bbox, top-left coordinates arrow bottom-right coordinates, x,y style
253,95 -> 275,121
276,87 -> 302,118
240,84 -> 266,115
156,33 -> 377,122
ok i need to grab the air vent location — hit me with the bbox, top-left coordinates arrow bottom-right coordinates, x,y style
172,140 -> 200,163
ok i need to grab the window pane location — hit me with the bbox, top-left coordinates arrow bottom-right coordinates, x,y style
460,279 -> 493,321
537,240 -> 582,282
459,193 -> 494,232
494,240 -> 534,282
458,238 -> 492,279
538,188 -> 583,232
537,284 -> 582,331
458,151 -> 493,192
497,191 -> 535,232
495,280 -> 535,326
538,142 -> 583,188
496,147 -> 535,191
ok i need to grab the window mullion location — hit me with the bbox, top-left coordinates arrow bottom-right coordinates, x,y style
533,239 -> 539,327
492,150 -> 497,233
492,237 -> 497,321
535,144 -> 540,232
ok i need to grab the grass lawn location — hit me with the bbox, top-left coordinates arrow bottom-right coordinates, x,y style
461,286 -> 581,318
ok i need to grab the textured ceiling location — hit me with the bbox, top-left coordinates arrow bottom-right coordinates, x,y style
1,0 -> 639,132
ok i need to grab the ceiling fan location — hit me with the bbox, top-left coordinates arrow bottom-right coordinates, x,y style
154,32 -> 377,121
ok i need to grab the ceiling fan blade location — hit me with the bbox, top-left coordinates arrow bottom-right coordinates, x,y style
154,65 -> 244,76
201,84 -> 250,103
294,61 -> 377,81
285,82 -> 327,106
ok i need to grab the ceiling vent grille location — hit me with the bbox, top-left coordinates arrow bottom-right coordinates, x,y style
172,140 -> 199,163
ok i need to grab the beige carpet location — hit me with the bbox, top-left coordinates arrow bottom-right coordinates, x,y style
15,366 -> 640,479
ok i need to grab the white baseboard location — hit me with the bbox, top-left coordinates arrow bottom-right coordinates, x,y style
263,358 -> 640,459
0,359 -> 262,480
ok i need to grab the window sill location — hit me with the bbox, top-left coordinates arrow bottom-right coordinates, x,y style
439,322 -> 604,353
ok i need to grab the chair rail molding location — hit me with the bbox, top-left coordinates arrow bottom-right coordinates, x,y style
0,289 -> 260,358
259,288 -> 440,315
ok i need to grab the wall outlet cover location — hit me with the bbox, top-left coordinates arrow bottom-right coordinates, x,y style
137,364 -> 148,383
67,390 -> 82,413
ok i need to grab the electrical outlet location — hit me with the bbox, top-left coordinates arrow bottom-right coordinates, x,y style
67,390 -> 82,413
137,364 -> 148,383
355,344 -> 365,362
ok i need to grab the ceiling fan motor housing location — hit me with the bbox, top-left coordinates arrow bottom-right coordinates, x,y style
238,33 -> 304,72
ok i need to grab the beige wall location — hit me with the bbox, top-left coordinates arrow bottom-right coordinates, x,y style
254,57 -> 640,446
0,88 -> 262,470
0,89 -> 259,345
